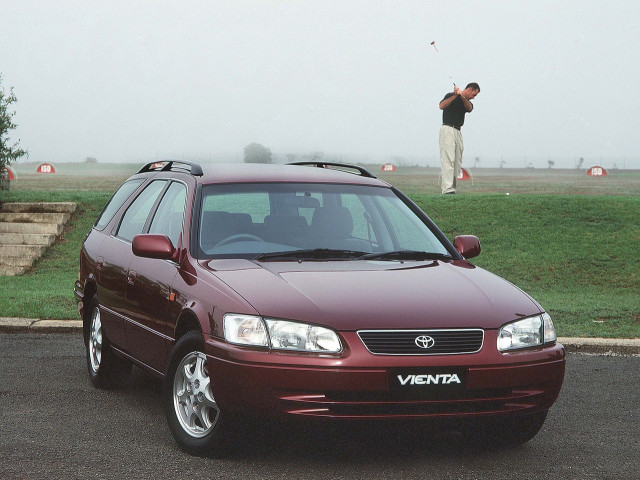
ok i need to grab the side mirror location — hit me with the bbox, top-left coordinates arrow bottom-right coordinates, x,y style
132,234 -> 175,260
454,235 -> 481,259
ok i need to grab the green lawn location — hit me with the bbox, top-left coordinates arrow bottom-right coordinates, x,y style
0,190 -> 111,319
414,194 -> 639,338
1,188 -> 638,338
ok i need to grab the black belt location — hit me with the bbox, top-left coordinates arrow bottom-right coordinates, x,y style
444,124 -> 461,130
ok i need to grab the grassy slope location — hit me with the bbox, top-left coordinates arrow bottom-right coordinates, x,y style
0,191 -> 111,319
1,189 -> 638,338
414,194 -> 639,338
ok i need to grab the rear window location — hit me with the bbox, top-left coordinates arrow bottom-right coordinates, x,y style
94,179 -> 144,230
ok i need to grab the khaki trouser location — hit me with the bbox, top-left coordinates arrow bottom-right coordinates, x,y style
439,125 -> 463,194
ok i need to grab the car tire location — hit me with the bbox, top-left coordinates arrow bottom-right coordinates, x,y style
163,330 -> 232,456
472,409 -> 549,447
85,295 -> 131,389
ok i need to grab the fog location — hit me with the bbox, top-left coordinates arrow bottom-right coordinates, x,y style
1,0 -> 639,169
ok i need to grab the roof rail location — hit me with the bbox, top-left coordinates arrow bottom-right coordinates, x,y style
288,161 -> 377,179
137,160 -> 204,176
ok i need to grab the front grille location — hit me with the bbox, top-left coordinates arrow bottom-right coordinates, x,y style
357,329 -> 484,355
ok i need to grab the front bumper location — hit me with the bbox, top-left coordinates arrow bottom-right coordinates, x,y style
205,330 -> 565,420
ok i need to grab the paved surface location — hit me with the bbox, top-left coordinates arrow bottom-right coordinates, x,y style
1,317 -> 638,355
1,333 -> 638,480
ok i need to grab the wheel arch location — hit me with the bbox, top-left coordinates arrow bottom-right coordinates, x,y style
174,308 -> 204,341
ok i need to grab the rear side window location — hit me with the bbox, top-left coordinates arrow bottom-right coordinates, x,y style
116,181 -> 167,242
94,179 -> 144,230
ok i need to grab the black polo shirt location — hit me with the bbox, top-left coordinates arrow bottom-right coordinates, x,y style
441,93 -> 468,128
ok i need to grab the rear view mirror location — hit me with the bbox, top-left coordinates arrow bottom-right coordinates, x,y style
132,234 -> 175,260
454,235 -> 481,259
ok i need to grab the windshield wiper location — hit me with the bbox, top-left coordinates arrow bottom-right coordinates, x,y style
255,248 -> 367,262
357,250 -> 453,261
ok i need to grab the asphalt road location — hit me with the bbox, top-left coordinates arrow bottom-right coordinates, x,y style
1,334 -> 638,480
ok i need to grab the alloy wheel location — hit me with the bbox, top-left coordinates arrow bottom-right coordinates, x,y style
173,352 -> 219,438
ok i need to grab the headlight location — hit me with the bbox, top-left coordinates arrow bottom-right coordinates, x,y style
497,313 -> 556,352
223,314 -> 342,354
266,319 -> 342,353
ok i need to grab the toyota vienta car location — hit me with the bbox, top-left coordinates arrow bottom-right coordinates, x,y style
75,161 -> 565,455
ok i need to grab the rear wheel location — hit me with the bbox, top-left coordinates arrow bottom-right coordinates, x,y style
163,330 -> 233,456
85,296 -> 131,388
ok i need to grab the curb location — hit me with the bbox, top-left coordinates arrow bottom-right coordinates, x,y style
558,337 -> 640,356
0,318 -> 638,355
0,317 -> 83,334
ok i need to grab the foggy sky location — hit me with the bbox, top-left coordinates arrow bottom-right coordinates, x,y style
1,0 -> 639,168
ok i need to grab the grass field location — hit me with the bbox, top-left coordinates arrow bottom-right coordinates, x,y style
1,162 -> 638,338
0,190 -> 111,319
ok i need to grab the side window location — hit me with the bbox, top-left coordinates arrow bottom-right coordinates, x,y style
95,179 -> 144,230
148,182 -> 187,246
116,181 -> 167,242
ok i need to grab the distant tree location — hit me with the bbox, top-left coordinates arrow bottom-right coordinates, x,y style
84,156 -> 98,163
286,154 -> 297,163
576,157 -> 584,169
243,143 -> 272,164
548,160 -> 554,169
0,75 -> 28,174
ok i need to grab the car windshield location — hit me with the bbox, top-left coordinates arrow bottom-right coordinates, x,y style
196,183 -> 451,260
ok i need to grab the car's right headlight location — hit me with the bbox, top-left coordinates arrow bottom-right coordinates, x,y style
497,313 -> 557,352
223,314 -> 342,354
265,318 -> 342,353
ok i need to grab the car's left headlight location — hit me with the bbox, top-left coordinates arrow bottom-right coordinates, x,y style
497,313 -> 557,352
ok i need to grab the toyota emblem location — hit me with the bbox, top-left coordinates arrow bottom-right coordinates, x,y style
415,335 -> 435,349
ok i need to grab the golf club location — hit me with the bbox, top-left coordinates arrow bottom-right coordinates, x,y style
430,41 -> 456,87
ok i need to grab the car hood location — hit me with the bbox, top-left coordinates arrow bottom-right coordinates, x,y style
202,259 -> 542,330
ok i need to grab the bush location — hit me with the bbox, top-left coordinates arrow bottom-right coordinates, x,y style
243,143 -> 272,164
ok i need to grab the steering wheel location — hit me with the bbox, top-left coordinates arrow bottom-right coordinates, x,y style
215,233 -> 263,247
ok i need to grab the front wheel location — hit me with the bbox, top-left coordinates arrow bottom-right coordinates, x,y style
163,331 -> 233,456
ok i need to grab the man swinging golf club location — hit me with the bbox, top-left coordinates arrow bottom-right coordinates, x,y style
439,82 -> 480,194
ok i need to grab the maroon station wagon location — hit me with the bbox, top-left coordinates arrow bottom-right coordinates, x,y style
75,161 -> 565,455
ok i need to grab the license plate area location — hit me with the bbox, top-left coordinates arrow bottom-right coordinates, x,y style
390,367 -> 467,397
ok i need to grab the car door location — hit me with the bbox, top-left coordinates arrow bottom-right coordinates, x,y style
99,179 -> 167,353
125,180 -> 187,373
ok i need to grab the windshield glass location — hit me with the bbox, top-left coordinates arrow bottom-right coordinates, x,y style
197,183 -> 450,259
